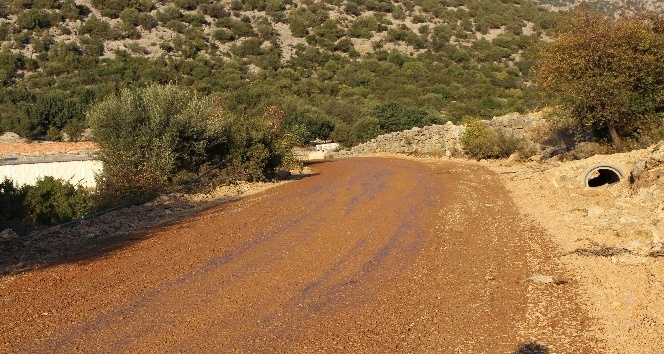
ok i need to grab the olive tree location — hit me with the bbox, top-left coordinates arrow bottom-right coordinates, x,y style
87,84 -> 228,205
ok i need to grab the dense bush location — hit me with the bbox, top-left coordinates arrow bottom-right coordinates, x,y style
460,120 -> 528,160
24,176 -> 94,224
371,102 -> 438,133
88,84 -> 297,206
282,110 -> 335,143
0,179 -> 27,227
87,84 -> 226,205
16,9 -> 54,30
90,0 -> 153,18
0,177 -> 93,229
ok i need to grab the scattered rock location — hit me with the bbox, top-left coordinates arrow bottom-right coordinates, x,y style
0,229 -> 22,252
529,154 -> 543,162
567,142 -> 610,160
630,157 -> 664,190
649,243 -> 664,258
610,254 -> 652,265
622,240 -> 653,256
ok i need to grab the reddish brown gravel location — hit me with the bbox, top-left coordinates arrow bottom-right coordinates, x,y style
0,158 -> 596,353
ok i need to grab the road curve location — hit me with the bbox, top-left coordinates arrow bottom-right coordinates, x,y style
0,158 -> 595,352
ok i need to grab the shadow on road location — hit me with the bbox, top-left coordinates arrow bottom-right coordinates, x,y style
303,159 -> 336,166
0,172 -> 320,276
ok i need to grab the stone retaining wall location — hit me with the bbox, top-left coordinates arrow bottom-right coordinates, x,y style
334,112 -> 544,158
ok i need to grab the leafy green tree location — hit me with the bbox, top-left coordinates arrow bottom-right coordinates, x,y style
87,84 -> 228,204
0,51 -> 23,85
283,110 -> 335,142
0,103 -> 37,137
91,0 -> 153,18
535,8 -> 664,149
371,101 -> 435,133
351,116 -> 382,143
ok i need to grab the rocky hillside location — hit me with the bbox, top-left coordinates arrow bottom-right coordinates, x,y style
1,0 -> 560,61
0,0 -> 650,147
535,0 -> 663,13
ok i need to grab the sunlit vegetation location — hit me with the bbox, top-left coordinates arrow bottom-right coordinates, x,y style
0,0 -> 559,146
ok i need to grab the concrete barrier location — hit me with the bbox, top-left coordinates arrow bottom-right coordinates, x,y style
0,160 -> 103,188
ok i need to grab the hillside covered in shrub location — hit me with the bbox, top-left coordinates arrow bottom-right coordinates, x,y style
0,0 -> 566,146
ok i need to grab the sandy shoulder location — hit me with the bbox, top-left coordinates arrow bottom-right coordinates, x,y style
488,148 -> 664,353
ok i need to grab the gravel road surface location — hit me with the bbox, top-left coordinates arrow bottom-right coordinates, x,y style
0,158 -> 596,352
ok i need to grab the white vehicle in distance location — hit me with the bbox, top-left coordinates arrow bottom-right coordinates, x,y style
315,142 -> 340,152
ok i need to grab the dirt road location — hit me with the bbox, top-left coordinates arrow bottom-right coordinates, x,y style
0,158 -> 596,353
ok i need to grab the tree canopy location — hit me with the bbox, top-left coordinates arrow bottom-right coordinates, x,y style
535,8 -> 664,149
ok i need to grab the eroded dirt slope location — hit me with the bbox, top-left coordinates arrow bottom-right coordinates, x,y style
0,158 -> 596,352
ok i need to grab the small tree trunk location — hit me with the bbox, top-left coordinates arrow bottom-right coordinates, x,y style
608,124 -> 623,151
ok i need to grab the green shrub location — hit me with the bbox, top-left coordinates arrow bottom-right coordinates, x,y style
88,84 -> 297,206
200,3 -> 229,19
79,15 -> 111,39
174,0 -> 201,11
460,120 -> 527,159
90,0 -> 153,18
371,102 -> 436,133
87,84 -> 228,205
216,17 -> 257,37
224,114 -> 299,181
282,110 -> 335,143
351,116 -> 382,144
16,9 -> 55,30
0,179 -> 27,226
23,176 -> 94,224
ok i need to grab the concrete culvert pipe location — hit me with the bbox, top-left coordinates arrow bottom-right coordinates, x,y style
582,164 -> 623,187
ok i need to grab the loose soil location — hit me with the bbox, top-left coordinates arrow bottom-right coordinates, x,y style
0,142 -> 98,157
488,146 -> 664,353
0,158 -> 597,352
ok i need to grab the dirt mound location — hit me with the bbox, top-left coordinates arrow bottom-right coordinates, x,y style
491,141 -> 664,353
0,132 -> 25,144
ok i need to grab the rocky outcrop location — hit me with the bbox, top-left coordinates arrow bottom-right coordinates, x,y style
630,142 -> 664,190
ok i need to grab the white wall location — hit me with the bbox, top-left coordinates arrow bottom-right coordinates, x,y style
0,160 -> 103,188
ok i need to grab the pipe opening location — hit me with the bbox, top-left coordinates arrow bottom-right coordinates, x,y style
586,168 -> 621,187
